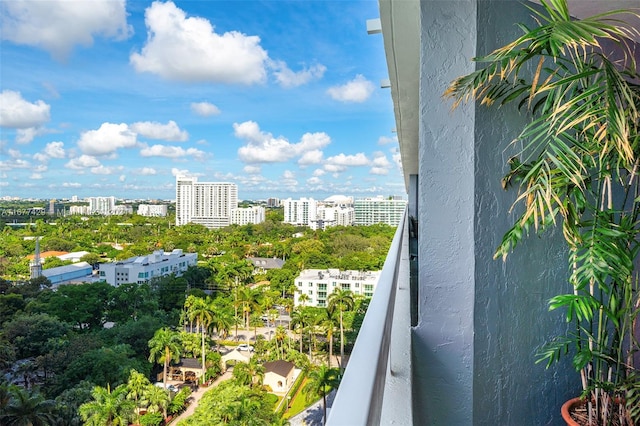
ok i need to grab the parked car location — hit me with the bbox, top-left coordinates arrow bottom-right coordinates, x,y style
237,343 -> 254,352
154,382 -> 177,392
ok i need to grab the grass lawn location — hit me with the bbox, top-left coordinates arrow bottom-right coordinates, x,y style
283,378 -> 313,419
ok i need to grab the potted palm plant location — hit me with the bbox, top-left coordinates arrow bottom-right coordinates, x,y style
445,0 -> 640,424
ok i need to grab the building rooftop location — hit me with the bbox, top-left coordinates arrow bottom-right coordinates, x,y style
264,360 -> 295,377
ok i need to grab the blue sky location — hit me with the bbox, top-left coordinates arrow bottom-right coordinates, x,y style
0,0 -> 404,201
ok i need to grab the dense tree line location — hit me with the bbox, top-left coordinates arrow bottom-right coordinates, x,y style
0,206 -> 395,424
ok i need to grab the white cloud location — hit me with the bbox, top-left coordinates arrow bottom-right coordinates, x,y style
312,169 -> 325,177
30,173 -> 43,180
0,90 -> 50,129
371,152 -> 391,168
140,144 -> 206,160
34,141 -> 65,162
171,168 -> 190,177
283,170 -> 295,180
307,176 -> 322,185
62,182 -> 82,188
78,122 -> 138,156
191,102 -> 221,117
235,121 -> 331,164
370,167 -> 389,175
326,153 -> 369,167
378,135 -> 398,145
130,1 -> 268,84
327,75 -> 375,103
130,120 -> 188,142
91,165 -> 123,175
243,165 -> 261,174
44,141 -> 65,159
119,175 -> 126,182
16,127 -> 48,144
8,149 -> 21,159
65,155 -> 101,170
33,164 -> 47,173
137,167 -> 157,175
298,149 -> 323,166
1,0 -> 131,60
0,159 -> 30,171
270,60 -> 326,88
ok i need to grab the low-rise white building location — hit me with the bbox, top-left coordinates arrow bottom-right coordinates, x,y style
294,268 -> 381,307
98,249 -> 197,286
137,204 -> 168,217
231,206 -> 265,225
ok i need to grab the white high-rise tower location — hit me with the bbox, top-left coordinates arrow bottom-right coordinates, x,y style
175,176 -> 238,229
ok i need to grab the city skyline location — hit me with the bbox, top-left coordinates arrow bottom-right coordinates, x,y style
0,0 -> 405,201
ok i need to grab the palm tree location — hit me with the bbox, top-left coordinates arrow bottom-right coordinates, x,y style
274,326 -> 288,359
186,296 -> 214,383
1,386 -> 57,426
126,369 -> 150,424
327,289 -> 354,373
290,308 -> 309,354
209,307 -> 234,350
143,384 -> 170,421
148,327 -> 181,389
320,310 -> 338,367
79,384 -> 134,426
444,1 -> 640,423
304,365 -> 340,425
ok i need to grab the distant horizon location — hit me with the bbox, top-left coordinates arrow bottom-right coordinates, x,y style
0,192 -> 407,203
1,1 -> 405,200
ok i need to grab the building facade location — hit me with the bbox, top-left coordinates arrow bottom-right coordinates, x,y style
88,196 -> 116,215
353,196 -> 406,226
311,205 -> 355,230
98,249 -> 197,286
282,198 -> 317,227
294,269 -> 380,308
175,176 -> 238,229
231,206 -> 265,225
329,1 -> 580,424
137,204 -> 168,217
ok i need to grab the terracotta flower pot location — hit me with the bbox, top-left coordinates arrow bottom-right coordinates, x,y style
561,397 -> 583,426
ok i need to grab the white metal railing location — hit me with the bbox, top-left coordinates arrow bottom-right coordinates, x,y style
327,210 -> 412,425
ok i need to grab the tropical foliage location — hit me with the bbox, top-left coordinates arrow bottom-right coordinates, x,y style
446,0 -> 640,423
0,207 -> 388,422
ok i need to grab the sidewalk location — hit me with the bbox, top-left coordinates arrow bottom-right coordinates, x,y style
288,390 -> 336,426
169,370 -> 233,424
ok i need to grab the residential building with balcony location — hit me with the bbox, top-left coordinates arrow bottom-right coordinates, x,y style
98,249 -> 197,286
231,205 -> 265,225
88,196 -> 116,215
326,1 -> 624,425
353,196 -> 406,226
294,269 -> 380,308
175,176 -> 238,229
282,197 -> 317,227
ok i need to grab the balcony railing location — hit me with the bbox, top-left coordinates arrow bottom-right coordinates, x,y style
327,210 -> 413,425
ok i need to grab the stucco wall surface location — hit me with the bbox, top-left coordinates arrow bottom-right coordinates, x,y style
414,1 -> 579,425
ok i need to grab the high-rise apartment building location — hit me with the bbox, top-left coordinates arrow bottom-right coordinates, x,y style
88,196 -> 116,215
267,198 -> 281,208
354,196 -> 407,226
283,198 -> 317,226
176,176 -> 238,229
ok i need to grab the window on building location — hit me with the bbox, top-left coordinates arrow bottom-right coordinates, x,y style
341,283 -> 350,290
